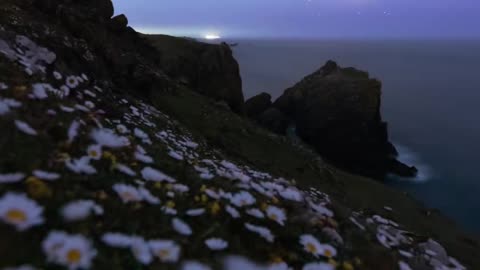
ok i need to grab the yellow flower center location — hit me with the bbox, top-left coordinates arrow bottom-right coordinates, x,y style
157,249 -> 170,259
269,213 -> 278,221
306,243 -> 317,254
66,249 -> 82,264
5,209 -> 27,223
210,202 -> 221,215
324,249 -> 333,258
89,150 -> 98,158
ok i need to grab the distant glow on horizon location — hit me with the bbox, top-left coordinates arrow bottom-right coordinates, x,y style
205,34 -> 221,40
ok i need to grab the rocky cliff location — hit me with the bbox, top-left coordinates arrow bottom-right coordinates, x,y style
0,1 -> 478,270
145,35 -> 245,114
247,61 -> 417,180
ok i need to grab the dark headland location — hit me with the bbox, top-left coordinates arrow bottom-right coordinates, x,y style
0,0 -> 478,269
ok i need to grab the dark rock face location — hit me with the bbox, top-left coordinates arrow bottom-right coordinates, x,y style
245,92 -> 272,118
145,35 -> 245,114
26,0 -> 172,100
109,14 -> 129,32
257,108 -> 290,135
23,0 -> 244,113
274,60 -> 416,179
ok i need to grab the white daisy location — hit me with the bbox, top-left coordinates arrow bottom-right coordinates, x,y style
60,85 -> 70,97
268,262 -> 292,270
320,244 -> 337,258
114,163 -> 136,176
61,200 -> 103,222
230,191 -> 256,207
222,256 -> 263,270
300,235 -> 323,258
65,157 -> 97,175
60,105 -> 75,113
398,250 -> 413,258
141,167 -> 175,183
81,73 -> 89,81
0,98 -> 20,115
84,101 -> 95,110
113,184 -> 143,203
86,145 -> 102,160
302,262 -> 334,270
65,76 -> 79,89
0,193 -> 44,231
131,237 -> 153,265
200,172 -> 215,180
279,187 -> 303,202
15,120 -> 37,136
186,208 -> 205,216
149,240 -> 181,263
172,184 -> 189,193
53,71 -> 62,80
83,90 -> 96,98
398,261 -> 412,270
0,172 -> 25,183
116,124 -> 129,134
134,128 -> 149,140
246,208 -> 265,219
2,264 -> 36,270
67,120 -> 81,143
32,170 -> 60,181
266,205 -> 287,226
172,218 -> 192,235
205,189 -> 221,200
74,104 -> 90,112
90,128 -> 130,148
244,223 -> 274,242
32,83 -> 48,99
102,233 -> 133,248
168,150 -> 184,161
181,261 -> 211,270
138,187 -> 161,205
163,207 -> 178,215
225,205 -> 241,219
205,238 -> 228,250
43,231 -> 97,270
135,152 -> 153,164
0,82 -> 8,90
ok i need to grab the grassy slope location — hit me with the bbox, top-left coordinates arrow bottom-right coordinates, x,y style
151,85 -> 480,268
0,1 -> 478,268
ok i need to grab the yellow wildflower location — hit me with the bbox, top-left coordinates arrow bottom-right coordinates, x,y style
165,201 -> 176,209
25,177 -> 52,198
209,201 -> 221,215
342,262 -> 354,270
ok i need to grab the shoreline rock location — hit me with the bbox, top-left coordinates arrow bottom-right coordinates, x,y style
251,60 -> 417,179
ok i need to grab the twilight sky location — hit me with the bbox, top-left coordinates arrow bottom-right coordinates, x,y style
112,0 -> 480,39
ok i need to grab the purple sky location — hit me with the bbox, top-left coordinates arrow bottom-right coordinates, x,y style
112,0 -> 480,39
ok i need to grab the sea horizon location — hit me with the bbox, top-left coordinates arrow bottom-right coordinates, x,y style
231,38 -> 480,234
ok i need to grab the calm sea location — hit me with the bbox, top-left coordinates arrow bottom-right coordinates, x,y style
232,39 -> 480,233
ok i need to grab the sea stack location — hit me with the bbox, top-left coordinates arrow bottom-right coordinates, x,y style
272,60 -> 417,179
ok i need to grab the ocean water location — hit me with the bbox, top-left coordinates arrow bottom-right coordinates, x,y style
232,39 -> 480,233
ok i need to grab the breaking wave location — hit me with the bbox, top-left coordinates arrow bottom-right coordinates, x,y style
391,144 -> 433,183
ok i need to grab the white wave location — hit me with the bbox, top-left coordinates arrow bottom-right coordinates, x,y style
391,143 -> 433,183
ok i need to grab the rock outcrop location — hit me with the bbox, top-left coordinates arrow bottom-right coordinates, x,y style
272,60 -> 417,179
146,35 -> 245,114
21,0 -> 245,115
245,92 -> 272,118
